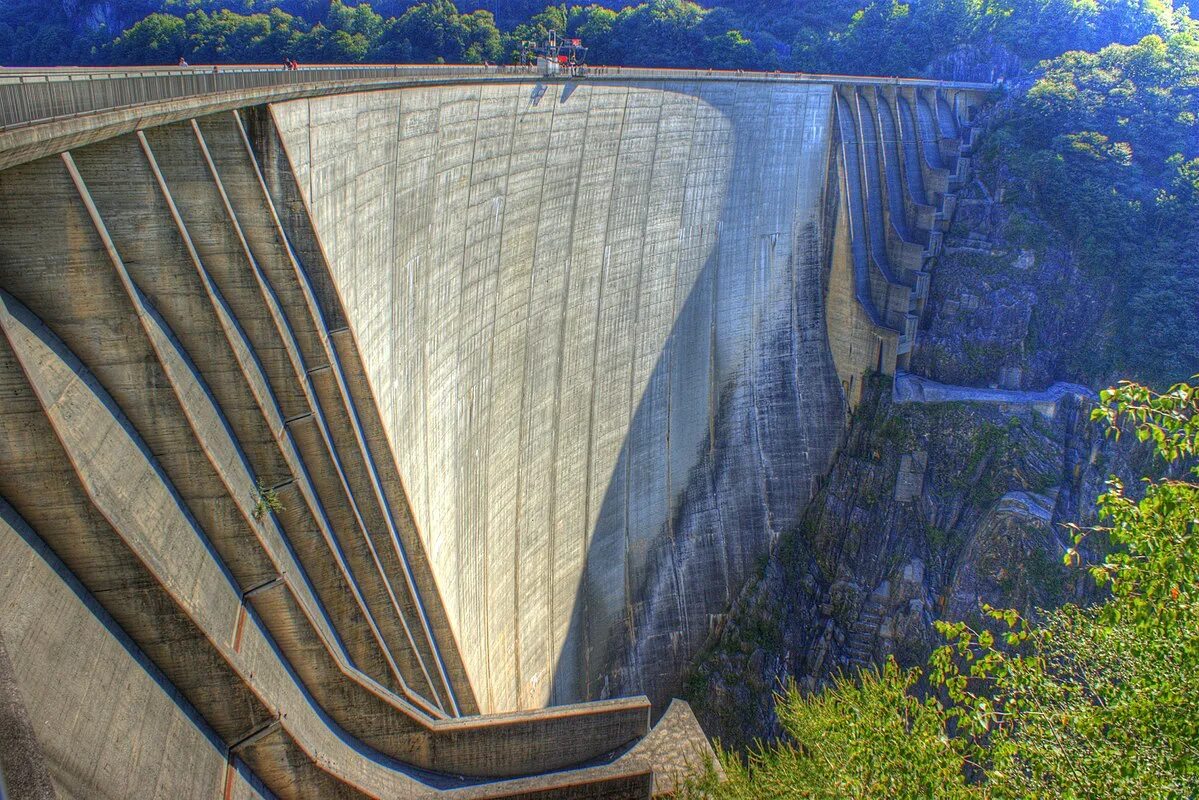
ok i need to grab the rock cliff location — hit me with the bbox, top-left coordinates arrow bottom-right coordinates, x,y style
910,177 -> 1110,390
685,374 -> 1140,748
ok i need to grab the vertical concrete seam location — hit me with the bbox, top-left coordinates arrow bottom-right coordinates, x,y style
471,84 -> 525,708
447,84 -> 488,709
746,89 -> 777,545
664,89 -> 705,645
620,89 -> 665,672
706,80 -> 740,604
545,83 -> 595,703
578,84 -> 632,699
508,83 -> 558,707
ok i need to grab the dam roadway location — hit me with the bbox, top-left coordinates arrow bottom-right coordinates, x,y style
0,65 -> 987,798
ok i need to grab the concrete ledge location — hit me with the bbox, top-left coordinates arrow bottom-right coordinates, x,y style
248,578 -> 651,778
894,373 -> 1095,417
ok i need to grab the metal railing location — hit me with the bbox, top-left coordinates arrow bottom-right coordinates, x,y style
0,64 -> 527,132
0,63 -> 994,134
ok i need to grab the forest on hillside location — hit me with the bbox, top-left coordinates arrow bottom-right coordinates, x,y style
0,0 -> 1195,80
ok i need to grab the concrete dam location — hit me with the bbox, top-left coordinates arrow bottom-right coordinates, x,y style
0,66 -> 985,798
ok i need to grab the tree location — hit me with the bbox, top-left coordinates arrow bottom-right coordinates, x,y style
107,13 -> 187,64
589,0 -> 703,66
327,0 -> 385,43
981,33 -> 1199,386
704,29 -> 761,70
570,5 -> 619,62
373,0 -> 502,63
101,7 -> 311,65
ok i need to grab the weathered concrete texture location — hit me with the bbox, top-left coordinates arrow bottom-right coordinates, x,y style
270,80 -> 848,712
0,500 -> 234,800
0,629 -> 55,800
632,700 -> 721,796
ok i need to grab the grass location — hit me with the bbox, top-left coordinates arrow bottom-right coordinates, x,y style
253,481 -> 284,521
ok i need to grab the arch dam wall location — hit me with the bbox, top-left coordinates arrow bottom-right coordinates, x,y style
0,68 -> 984,799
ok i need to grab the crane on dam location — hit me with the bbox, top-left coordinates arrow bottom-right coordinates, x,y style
520,30 -> 589,78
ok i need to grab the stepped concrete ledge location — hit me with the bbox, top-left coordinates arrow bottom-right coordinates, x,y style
894,372 -> 1096,416
0,66 -> 988,798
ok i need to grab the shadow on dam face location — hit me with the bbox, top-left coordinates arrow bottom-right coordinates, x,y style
551,225 -> 845,710
271,78 -> 847,713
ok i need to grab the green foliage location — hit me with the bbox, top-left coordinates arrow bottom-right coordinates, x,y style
1026,543 -> 1067,595
107,13 -> 187,63
965,420 -> 1009,473
925,523 -> 951,550
8,0 -> 1193,75
768,0 -> 1194,75
876,412 -> 916,449
105,2 -> 385,63
737,612 -> 783,652
252,480 -> 284,521
376,0 -> 502,63
689,379 -> 1199,798
939,419 -> 1015,505
931,602 -> 1198,797
682,662 -> 982,799
1079,380 -> 1199,627
985,35 -> 1199,386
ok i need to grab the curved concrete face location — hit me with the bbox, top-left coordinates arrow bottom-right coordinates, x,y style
270,80 -> 847,712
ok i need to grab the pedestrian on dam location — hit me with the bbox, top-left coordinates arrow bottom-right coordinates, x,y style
177,56 -> 188,67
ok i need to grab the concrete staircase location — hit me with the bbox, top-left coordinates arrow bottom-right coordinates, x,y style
844,599 -> 885,668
